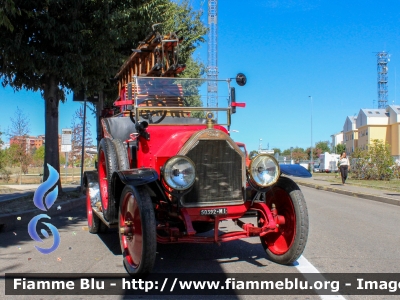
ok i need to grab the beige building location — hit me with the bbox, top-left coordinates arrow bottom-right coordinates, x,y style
342,105 -> 400,159
343,116 -> 358,155
387,105 -> 400,160
356,109 -> 389,151
330,131 -> 343,153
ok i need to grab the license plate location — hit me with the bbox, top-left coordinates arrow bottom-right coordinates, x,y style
200,208 -> 227,215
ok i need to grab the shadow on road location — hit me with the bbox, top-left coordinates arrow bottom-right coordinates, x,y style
0,203 -> 87,273
0,191 -> 34,203
0,205 -> 296,300
95,223 -> 285,272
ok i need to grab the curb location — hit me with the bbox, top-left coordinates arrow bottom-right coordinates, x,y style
0,196 -> 86,233
0,188 -> 19,195
296,181 -> 400,207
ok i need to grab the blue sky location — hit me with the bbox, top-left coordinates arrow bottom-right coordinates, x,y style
1,0 -> 400,153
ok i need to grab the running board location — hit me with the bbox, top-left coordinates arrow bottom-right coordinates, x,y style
92,206 -> 118,228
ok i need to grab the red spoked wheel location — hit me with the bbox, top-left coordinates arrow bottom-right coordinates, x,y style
259,176 -> 309,264
98,138 -> 118,222
119,185 -> 156,275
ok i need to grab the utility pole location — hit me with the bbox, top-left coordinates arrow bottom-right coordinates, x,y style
207,0 -> 218,112
309,96 -> 313,168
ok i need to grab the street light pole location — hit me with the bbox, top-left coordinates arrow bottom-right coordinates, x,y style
308,96 -> 313,168
290,147 -> 293,164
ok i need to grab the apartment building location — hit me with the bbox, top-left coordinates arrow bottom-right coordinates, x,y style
342,105 -> 400,159
356,109 -> 389,151
9,134 -> 62,153
330,131 -> 344,152
387,105 -> 400,160
343,116 -> 358,155
10,135 -> 45,152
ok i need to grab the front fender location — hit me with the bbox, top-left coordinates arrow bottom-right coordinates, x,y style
110,168 -> 159,205
279,164 -> 312,178
83,171 -> 100,207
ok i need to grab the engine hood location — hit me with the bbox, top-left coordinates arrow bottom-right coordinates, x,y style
142,125 -> 229,171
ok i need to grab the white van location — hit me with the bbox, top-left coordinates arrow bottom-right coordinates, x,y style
319,152 -> 340,173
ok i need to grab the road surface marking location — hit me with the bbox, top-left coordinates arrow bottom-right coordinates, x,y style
295,255 -> 346,300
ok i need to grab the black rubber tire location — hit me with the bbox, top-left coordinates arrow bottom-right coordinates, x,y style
98,138 -> 118,223
119,185 -> 157,275
111,139 -> 130,170
259,176 -> 309,265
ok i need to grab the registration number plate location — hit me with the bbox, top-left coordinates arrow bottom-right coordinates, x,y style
200,208 -> 227,215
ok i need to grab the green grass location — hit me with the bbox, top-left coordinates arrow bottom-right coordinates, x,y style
0,167 -> 95,185
313,172 -> 400,192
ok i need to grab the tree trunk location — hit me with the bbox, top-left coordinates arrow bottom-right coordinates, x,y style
42,75 -> 62,192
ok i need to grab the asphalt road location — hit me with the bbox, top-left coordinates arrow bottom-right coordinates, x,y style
1,186 -> 399,299
0,191 -> 35,203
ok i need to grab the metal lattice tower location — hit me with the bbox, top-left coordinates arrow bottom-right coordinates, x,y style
377,51 -> 390,109
207,0 -> 218,108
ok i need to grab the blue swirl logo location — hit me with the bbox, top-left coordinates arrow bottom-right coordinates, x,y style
28,164 -> 61,254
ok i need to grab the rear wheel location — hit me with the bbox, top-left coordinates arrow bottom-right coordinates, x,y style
259,177 -> 308,264
119,185 -> 156,275
112,139 -> 130,170
98,138 -> 118,222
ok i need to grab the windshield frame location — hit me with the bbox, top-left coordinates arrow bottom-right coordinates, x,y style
132,76 -> 233,126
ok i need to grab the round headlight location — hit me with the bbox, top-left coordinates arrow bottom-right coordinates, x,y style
249,154 -> 280,187
163,156 -> 196,190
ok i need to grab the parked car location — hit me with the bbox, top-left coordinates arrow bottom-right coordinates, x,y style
313,164 -> 320,173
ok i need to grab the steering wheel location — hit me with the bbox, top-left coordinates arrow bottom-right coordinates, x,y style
137,98 -> 168,124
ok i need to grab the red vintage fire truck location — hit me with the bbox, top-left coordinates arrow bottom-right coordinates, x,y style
83,29 -> 311,275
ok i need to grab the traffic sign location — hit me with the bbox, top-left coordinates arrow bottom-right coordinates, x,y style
61,144 -> 72,152
61,129 -> 72,145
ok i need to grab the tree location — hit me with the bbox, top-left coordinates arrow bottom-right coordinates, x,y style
306,147 -> 320,160
292,149 -> 308,161
32,145 -> 45,167
272,148 -> 281,155
351,140 -> 394,180
282,149 -> 290,156
70,105 -> 93,175
162,0 -> 207,68
0,0 -> 20,31
282,147 -> 307,161
249,150 -> 258,159
0,130 -> 10,181
0,0 -> 207,191
336,143 -> 346,155
7,107 -> 31,184
0,130 -> 5,170
314,141 -> 330,157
